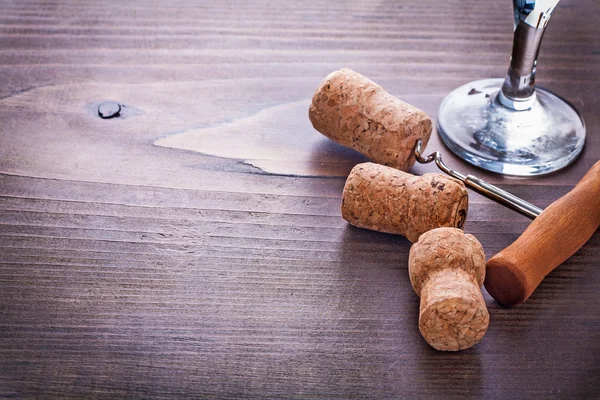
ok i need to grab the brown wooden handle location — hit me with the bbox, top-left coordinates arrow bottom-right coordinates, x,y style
485,160 -> 600,306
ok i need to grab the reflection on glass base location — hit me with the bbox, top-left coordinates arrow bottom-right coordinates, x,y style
437,79 -> 586,176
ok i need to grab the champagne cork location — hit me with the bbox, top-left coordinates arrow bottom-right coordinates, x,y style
341,162 -> 468,243
409,228 -> 489,351
309,68 -> 432,171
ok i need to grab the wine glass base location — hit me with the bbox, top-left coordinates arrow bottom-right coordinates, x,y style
437,79 -> 586,176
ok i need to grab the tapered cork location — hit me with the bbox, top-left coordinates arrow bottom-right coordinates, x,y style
341,162 -> 468,243
409,228 -> 488,351
309,68 -> 432,171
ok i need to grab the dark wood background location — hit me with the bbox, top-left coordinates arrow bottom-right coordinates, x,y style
0,0 -> 598,398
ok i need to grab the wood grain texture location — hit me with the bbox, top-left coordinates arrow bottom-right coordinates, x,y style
0,0 -> 598,398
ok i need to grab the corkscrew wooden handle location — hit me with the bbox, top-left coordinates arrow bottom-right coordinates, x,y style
485,160 -> 600,306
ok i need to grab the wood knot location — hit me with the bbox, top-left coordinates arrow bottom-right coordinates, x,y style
98,102 -> 121,119
85,100 -> 144,120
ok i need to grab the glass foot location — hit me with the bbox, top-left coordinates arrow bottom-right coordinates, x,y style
437,79 -> 585,176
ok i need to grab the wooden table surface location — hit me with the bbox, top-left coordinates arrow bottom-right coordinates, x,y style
1,0 -> 598,398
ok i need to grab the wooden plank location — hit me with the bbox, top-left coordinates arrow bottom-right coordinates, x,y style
0,0 -> 598,398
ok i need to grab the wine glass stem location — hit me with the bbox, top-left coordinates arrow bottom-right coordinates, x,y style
499,0 -> 559,110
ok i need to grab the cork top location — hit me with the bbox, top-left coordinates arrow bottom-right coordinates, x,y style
408,227 -> 486,295
409,227 -> 489,351
341,163 -> 469,243
309,68 -> 432,171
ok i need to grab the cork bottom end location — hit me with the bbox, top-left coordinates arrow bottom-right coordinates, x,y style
419,297 -> 489,351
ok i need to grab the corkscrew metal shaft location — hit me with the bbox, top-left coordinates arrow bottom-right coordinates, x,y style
413,140 -> 543,219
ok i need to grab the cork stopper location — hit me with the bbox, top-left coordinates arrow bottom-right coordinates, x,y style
409,227 -> 489,351
341,162 -> 468,243
309,68 -> 432,171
